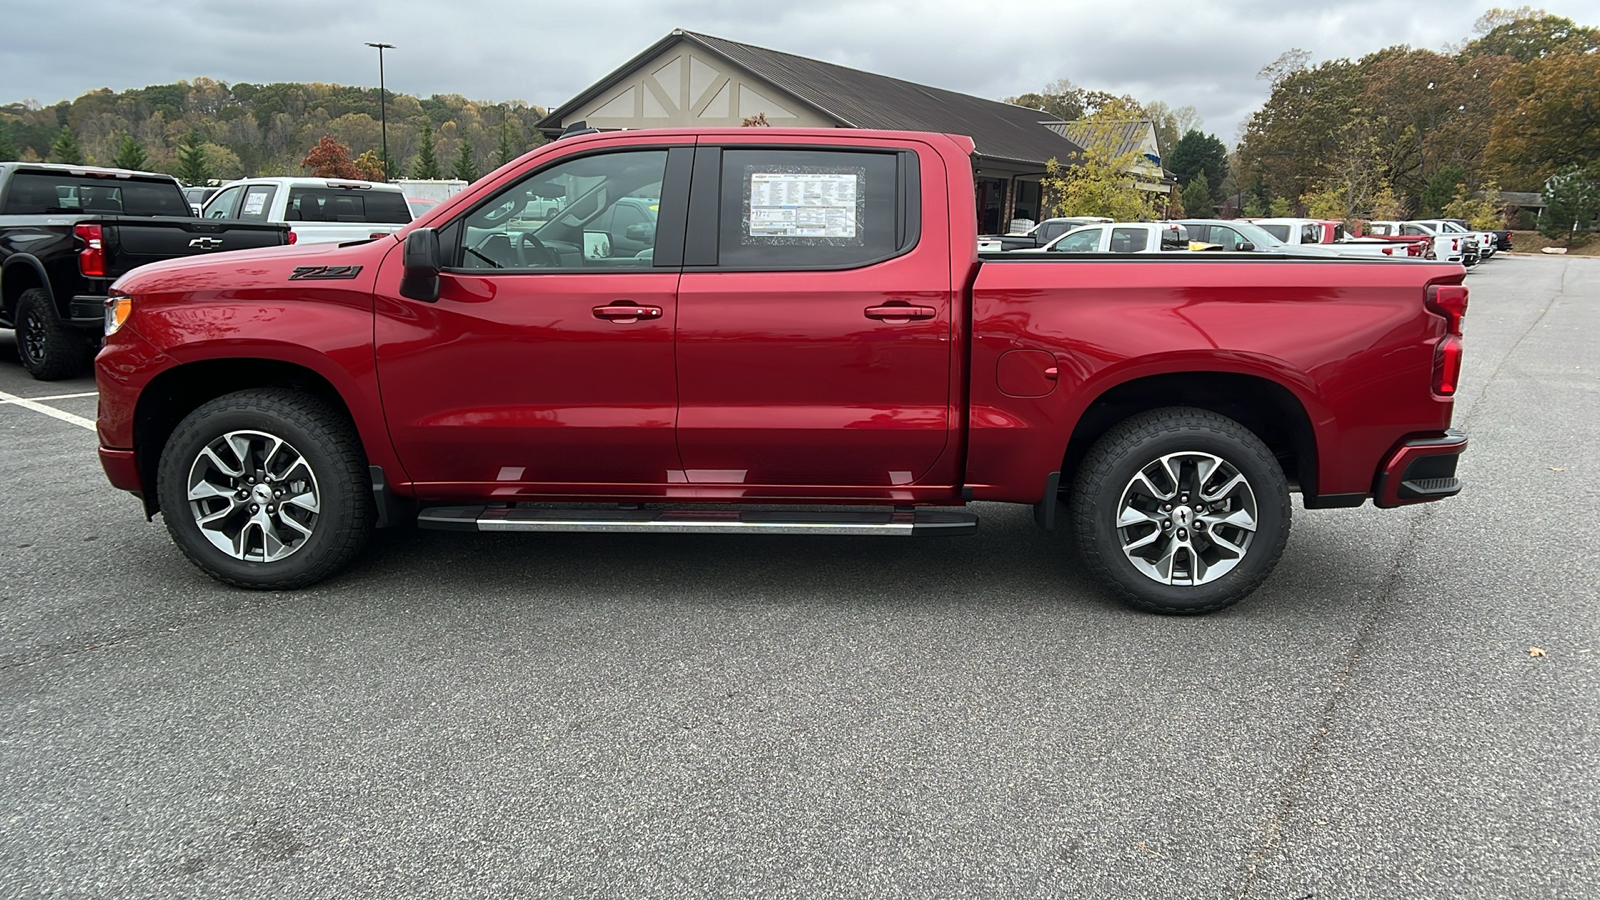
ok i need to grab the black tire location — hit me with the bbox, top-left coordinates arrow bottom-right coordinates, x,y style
157,389 -> 372,589
1069,407 -> 1291,614
15,288 -> 89,380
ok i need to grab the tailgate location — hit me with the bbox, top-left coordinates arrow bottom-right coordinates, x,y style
103,217 -> 291,279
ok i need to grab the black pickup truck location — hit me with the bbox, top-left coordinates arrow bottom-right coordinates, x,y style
0,163 -> 291,379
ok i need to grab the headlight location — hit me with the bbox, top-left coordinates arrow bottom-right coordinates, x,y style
104,294 -> 132,335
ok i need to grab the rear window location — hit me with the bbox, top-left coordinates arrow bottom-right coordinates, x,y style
1259,224 -> 1290,241
2,172 -> 191,217
286,187 -> 412,224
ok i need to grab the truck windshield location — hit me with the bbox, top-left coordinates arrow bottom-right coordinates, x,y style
2,172 -> 191,217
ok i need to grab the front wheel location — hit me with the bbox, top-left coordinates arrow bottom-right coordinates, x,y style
1069,408 -> 1291,614
157,389 -> 372,589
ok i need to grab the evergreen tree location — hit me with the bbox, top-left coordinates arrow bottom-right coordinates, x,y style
109,134 -> 149,170
381,149 -> 400,183
412,128 -> 441,179
451,139 -> 478,183
50,126 -> 84,164
494,118 -> 520,168
1182,174 -> 1213,218
174,129 -> 213,186
0,127 -> 18,162
1420,166 -> 1464,218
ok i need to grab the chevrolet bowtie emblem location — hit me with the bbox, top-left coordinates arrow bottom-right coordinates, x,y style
188,237 -> 224,250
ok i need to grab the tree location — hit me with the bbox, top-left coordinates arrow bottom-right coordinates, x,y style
108,134 -> 149,170
1540,163 -> 1600,241
1236,58 -> 1366,205
1141,101 -> 1199,160
1182,174 -> 1213,217
1485,49 -> 1600,189
494,117 -> 520,168
301,135 -> 359,178
1168,130 -> 1229,199
1040,100 -> 1161,221
49,126 -> 84,164
450,139 -> 479,182
1465,9 -> 1600,61
353,149 -> 386,181
0,127 -> 20,162
174,129 -> 213,185
1442,183 -> 1506,229
1420,165 -> 1466,217
740,112 -> 771,127
1004,77 -> 1086,121
411,127 -> 441,179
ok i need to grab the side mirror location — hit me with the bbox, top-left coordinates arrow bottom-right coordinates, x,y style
400,228 -> 441,302
624,222 -> 656,242
1238,241 -> 1256,252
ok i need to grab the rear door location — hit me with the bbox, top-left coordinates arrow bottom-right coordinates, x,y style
673,139 -> 954,489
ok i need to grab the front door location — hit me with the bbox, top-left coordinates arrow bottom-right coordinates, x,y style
374,145 -> 689,495
673,143 -> 955,491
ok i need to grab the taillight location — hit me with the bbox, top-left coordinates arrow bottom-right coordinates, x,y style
75,223 -> 105,276
1427,284 -> 1468,335
287,231 -> 298,244
1434,335 -> 1463,395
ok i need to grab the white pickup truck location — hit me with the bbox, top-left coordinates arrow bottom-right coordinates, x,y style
1366,221 -> 1480,266
200,177 -> 412,245
1019,221 -> 1191,254
1248,217 -> 1424,259
1409,219 -> 1496,260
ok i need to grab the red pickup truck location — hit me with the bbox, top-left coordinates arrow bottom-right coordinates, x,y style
94,128 -> 1469,614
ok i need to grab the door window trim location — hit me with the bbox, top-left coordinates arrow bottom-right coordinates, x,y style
682,144 -> 922,272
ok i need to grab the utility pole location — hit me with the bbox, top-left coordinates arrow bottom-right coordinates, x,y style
365,42 -> 394,181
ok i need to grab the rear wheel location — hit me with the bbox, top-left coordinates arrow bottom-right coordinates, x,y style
1069,407 -> 1291,614
15,288 -> 88,380
157,389 -> 371,589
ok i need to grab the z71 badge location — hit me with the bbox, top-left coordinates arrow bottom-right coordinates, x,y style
289,266 -> 363,280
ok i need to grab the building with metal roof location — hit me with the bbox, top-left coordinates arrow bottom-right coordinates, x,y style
536,29 -> 1087,233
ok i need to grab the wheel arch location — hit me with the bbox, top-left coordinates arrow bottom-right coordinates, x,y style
1059,371 -> 1320,503
133,358 -> 365,517
2,256 -> 53,323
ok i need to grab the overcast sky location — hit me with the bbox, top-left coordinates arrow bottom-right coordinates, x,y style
5,0 -> 1598,146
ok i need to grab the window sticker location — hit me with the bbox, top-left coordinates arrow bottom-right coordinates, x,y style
742,166 -> 866,246
241,191 -> 267,217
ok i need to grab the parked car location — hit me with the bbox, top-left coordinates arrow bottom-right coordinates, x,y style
1247,218 -> 1427,259
182,185 -> 219,215
1410,219 -> 1496,259
1027,222 -> 1191,253
0,163 -> 289,379
1367,221 -> 1479,266
1173,219 -> 1336,255
96,128 -> 1470,615
201,177 -> 412,245
979,216 -> 1112,252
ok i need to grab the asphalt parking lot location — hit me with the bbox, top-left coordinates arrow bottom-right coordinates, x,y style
1,256 -> 1596,899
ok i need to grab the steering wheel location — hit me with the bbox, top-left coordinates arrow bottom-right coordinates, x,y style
516,232 -> 559,268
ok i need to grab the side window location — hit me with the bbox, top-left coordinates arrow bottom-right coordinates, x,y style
713,148 -> 903,269
204,186 -> 243,218
1110,227 -> 1149,252
1051,227 -> 1103,253
1185,225 -> 1210,243
456,149 -> 667,271
1301,224 -> 1319,244
1218,228 -> 1247,250
1260,224 -> 1290,242
238,185 -> 276,221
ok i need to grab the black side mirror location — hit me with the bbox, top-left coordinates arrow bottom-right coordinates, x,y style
400,228 -> 441,302
1238,241 -> 1256,252
624,222 -> 656,242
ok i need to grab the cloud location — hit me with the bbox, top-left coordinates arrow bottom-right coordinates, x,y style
4,0 -> 1597,147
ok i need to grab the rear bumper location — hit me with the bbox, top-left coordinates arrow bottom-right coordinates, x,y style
99,447 -> 142,494
1374,430 -> 1467,508
70,295 -> 106,331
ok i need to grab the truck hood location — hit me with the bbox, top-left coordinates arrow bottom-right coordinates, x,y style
109,234 -> 396,294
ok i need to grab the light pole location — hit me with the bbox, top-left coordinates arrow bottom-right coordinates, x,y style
365,42 -> 394,181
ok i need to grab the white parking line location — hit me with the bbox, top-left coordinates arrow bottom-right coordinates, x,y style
1,391 -> 98,403
0,389 -> 97,431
